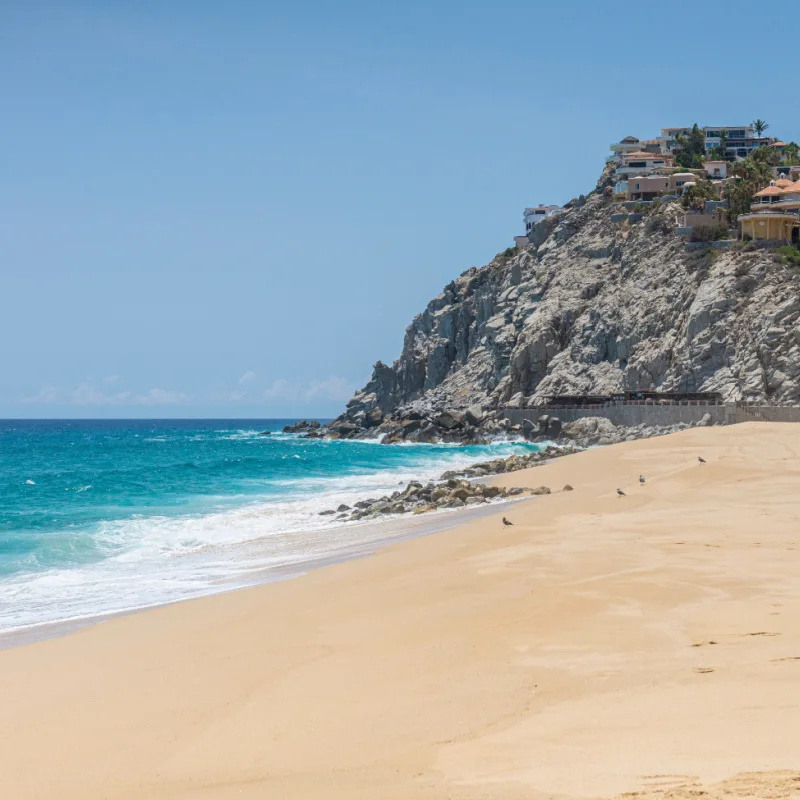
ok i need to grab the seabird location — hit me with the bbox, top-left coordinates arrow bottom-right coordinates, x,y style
698,456 -> 707,464
502,517 -> 513,526
617,488 -> 626,498
639,474 -> 646,485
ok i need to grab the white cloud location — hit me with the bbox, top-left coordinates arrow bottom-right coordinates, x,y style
304,376 -> 355,403
238,370 -> 256,385
63,384 -> 188,407
21,385 -> 59,405
263,378 -> 297,401
131,388 -> 188,406
72,383 -> 131,406
261,376 -> 356,404
228,390 -> 245,402
103,375 -> 120,384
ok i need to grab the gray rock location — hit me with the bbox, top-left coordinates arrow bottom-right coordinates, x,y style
322,174 -> 800,444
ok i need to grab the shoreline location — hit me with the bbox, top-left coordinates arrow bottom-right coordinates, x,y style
1,437 -> 557,642
0,498 -> 523,651
2,423 -> 799,798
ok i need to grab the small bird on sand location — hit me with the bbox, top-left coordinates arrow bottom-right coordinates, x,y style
698,456 -> 707,464
502,517 -> 513,526
616,488 -> 626,498
639,474 -> 646,485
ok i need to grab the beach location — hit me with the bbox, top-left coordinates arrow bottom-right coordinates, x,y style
1,421 -> 799,798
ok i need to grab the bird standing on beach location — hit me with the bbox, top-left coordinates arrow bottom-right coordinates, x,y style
502,517 -> 513,527
639,474 -> 646,485
698,456 -> 707,464
616,488 -> 626,498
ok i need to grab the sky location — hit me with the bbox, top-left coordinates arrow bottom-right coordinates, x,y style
2,1 -> 797,418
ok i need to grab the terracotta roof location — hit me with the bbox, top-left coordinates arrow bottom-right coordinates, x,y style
770,141 -> 787,147
754,186 -> 782,197
620,136 -> 639,143
774,178 -> 793,188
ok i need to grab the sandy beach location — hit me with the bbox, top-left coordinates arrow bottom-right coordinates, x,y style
1,421 -> 799,799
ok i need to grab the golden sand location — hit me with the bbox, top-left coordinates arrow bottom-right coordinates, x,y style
1,422 -> 799,799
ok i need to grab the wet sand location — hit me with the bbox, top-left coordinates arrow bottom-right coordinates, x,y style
1,422 -> 799,799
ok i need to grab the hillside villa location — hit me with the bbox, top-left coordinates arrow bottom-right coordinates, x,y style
625,173 -> 698,202
514,121 -> 798,248
524,205 -> 561,232
738,177 -> 800,243
614,151 -> 675,178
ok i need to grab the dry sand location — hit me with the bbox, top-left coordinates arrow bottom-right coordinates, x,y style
1,422 -> 800,799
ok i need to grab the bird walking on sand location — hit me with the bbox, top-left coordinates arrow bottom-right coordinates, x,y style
616,488 -> 626,498
502,517 -> 513,527
639,474 -> 646,485
698,456 -> 706,464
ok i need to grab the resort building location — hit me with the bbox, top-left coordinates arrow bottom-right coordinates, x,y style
703,125 -> 764,159
626,172 -> 697,202
614,151 -> 675,178
738,178 -> 800,243
657,127 -> 694,153
523,205 -> 561,232
703,160 -> 728,179
608,136 -> 664,163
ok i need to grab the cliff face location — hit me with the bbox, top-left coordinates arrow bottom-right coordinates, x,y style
332,173 -> 800,440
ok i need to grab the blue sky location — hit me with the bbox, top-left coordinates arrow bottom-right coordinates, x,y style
2,1 -> 796,418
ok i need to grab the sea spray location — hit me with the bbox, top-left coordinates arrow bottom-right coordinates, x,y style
0,419 -> 544,632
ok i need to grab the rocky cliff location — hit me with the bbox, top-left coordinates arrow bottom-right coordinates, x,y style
324,168 -> 800,442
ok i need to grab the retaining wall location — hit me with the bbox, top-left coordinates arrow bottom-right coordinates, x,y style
505,403 -> 727,428
505,403 -> 800,428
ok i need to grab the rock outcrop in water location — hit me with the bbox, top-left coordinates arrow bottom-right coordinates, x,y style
318,446 -> 565,520
319,166 -> 800,443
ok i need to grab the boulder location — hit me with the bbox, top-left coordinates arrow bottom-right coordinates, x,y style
434,410 -> 465,430
364,408 -> 384,428
329,420 -> 361,436
283,420 -> 321,433
464,405 -> 484,426
530,485 -> 551,495
562,484 -> 574,491
258,430 -> 272,435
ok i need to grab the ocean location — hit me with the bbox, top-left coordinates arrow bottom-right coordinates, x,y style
0,419 -> 544,633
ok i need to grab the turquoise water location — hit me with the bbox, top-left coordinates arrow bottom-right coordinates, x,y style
0,419 -> 542,632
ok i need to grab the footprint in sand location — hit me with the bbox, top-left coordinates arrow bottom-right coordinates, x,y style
693,667 -> 715,674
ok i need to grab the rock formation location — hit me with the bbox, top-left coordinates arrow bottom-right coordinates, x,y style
321,166 -> 800,443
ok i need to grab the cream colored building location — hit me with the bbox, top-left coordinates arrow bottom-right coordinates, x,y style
738,178 -> 800,243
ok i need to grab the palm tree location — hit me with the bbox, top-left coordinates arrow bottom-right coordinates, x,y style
753,119 -> 769,139
717,129 -> 729,159
782,142 -> 800,165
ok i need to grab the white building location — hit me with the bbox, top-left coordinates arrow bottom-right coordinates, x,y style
523,205 -> 561,233
703,160 -> 728,179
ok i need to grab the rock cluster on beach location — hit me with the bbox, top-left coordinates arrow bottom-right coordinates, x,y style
318,447 -> 565,521
308,162 -> 800,446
